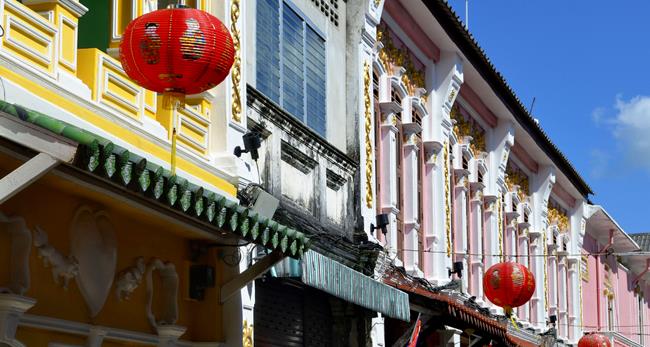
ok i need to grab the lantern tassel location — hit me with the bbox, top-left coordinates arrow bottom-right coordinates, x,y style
163,92 -> 186,110
171,127 -> 178,176
505,307 -> 519,331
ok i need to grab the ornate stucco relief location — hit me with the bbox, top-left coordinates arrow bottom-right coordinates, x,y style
115,257 -> 146,301
70,206 -> 117,317
33,226 -> 79,290
146,258 -> 179,329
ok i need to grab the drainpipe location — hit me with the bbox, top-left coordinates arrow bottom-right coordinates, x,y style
595,229 -> 614,331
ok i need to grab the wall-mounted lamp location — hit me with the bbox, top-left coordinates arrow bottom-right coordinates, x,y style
549,314 -> 557,326
369,213 -> 390,236
448,261 -> 463,278
234,131 -> 262,161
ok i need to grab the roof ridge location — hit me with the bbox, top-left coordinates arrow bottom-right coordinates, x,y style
429,0 -> 593,197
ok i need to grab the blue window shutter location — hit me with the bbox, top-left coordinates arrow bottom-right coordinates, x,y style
305,27 -> 326,137
281,3 -> 305,120
256,0 -> 280,104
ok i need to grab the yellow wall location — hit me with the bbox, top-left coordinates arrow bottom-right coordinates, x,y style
0,155 -> 225,345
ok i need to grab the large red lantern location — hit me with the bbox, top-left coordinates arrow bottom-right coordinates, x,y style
483,262 -> 535,316
119,5 -> 235,103
578,333 -> 611,347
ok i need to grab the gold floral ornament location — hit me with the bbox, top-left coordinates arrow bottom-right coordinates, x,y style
364,62 -> 374,208
377,24 -> 426,101
450,105 -> 486,153
230,0 -> 242,122
243,320 -> 253,347
505,165 -> 530,201
548,206 -> 569,232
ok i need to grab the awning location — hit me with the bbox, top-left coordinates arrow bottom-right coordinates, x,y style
383,266 -> 542,346
0,101 -> 310,259
301,250 -> 410,322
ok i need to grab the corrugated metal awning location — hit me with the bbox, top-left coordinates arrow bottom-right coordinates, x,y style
301,250 -> 410,322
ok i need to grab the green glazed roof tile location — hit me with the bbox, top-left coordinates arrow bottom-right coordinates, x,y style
0,100 -> 310,259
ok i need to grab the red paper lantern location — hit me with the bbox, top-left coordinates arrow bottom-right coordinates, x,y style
483,262 -> 535,314
578,333 -> 611,347
119,6 -> 234,101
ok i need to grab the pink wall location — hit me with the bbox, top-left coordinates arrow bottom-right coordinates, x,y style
582,234 -> 603,331
582,233 -> 650,346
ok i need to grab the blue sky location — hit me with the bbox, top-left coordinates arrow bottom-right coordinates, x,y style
446,0 -> 650,233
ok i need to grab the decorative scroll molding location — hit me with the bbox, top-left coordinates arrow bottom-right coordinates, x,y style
444,142 -> 452,257
230,0 -> 242,122
377,24 -> 426,100
0,213 -> 31,295
70,207 -> 117,318
242,320 -> 253,347
364,62 -> 373,208
115,257 -> 146,301
145,259 -> 179,329
450,105 -> 485,154
33,226 -> 78,290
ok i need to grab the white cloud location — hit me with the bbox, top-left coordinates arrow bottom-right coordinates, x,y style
591,107 -> 605,125
612,95 -> 650,173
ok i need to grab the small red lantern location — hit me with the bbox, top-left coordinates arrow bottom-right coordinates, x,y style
578,333 -> 611,347
483,262 -> 535,316
119,5 -> 235,104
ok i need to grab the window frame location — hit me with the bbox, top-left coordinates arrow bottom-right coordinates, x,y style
256,0 -> 328,137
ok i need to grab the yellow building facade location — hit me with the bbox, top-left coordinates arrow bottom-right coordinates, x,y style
0,1 -> 298,346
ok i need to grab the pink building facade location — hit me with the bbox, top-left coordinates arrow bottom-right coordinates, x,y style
580,207 -> 650,347
357,1 -> 650,346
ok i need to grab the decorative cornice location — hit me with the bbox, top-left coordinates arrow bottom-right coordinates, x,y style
247,85 -> 357,175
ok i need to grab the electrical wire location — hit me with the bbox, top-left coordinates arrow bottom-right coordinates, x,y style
393,248 -> 618,258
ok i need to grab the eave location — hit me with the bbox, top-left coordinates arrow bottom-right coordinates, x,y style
0,100 -> 310,259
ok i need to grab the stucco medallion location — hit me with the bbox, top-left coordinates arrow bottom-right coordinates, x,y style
70,206 -> 117,317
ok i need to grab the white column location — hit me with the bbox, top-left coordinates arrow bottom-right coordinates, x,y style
469,182 -> 484,302
379,102 -> 402,260
548,244 -> 558,322
403,139 -> 420,275
531,166 -> 555,330
557,255 -> 568,339
517,228 -> 530,324
453,169 -> 469,291
567,257 -> 579,343
528,232 -> 543,330
483,195 -> 499,311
